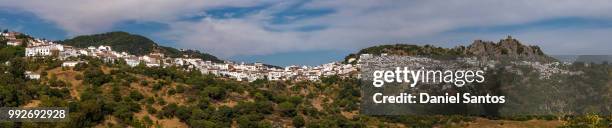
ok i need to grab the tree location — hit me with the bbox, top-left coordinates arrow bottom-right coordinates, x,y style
8,58 -> 26,80
288,96 -> 303,105
142,116 -> 153,127
175,106 -> 191,121
255,100 -> 273,114
113,103 -> 134,122
0,46 -> 25,62
202,86 -> 226,100
129,90 -> 144,101
278,102 -> 296,117
292,116 -> 305,128
159,103 -> 178,118
175,85 -> 185,93
189,109 -> 207,120
69,99 -> 107,127
188,119 -> 217,128
236,114 -> 264,128
83,67 -> 111,86
73,63 -> 88,71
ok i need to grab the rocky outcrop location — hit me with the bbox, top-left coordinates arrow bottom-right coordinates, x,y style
466,36 -> 551,61
346,36 -> 556,63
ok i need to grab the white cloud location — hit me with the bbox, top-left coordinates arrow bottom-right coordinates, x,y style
515,28 -> 612,55
167,0 -> 612,56
408,27 -> 612,55
0,0 -> 265,35
3,0 -> 612,57
163,18 -> 306,57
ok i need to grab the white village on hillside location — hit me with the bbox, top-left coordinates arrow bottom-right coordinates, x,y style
3,31 -> 579,82
2,31 -> 358,82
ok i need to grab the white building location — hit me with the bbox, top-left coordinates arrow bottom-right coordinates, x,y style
214,63 -> 229,70
98,45 -> 112,51
60,48 -> 80,60
229,71 -> 248,81
267,71 -> 283,81
78,49 -> 89,56
173,58 -> 185,66
125,58 -> 141,67
146,63 -> 160,67
7,39 -> 23,46
62,61 -> 86,67
25,44 -> 64,57
25,71 -> 41,80
87,46 -> 96,51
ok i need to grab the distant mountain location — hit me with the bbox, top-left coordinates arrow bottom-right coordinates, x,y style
345,36 -> 555,63
552,55 -> 612,64
58,31 -> 221,62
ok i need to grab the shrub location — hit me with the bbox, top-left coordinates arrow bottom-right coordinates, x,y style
129,90 -> 144,101
293,116 -> 305,127
175,85 -> 185,93
278,102 -> 296,117
75,74 -> 83,80
83,67 -> 111,86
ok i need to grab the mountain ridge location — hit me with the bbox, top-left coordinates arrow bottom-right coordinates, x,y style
57,31 -> 221,62
345,36 -> 555,63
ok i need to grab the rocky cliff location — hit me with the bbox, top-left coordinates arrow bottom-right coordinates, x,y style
465,36 -> 552,61
346,36 -> 555,63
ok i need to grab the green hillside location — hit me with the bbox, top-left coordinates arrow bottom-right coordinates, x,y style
58,31 -> 221,62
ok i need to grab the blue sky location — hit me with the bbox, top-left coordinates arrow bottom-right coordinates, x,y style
2,0 -> 612,66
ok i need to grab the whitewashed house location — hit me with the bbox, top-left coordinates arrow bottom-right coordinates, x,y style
60,48 -> 80,60
7,39 -> 23,46
25,71 -> 41,80
25,44 -> 64,57
146,63 -> 160,67
267,71 -> 283,81
125,57 -> 140,67
62,61 -> 86,67
98,45 -> 112,51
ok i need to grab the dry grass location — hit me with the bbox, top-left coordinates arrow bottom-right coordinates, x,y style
340,110 -> 358,119
46,67 -> 83,99
213,92 -> 253,108
134,108 -> 188,128
41,66 -> 569,128
23,100 -> 40,107
454,118 -> 564,128
311,97 -> 324,111
94,116 -> 118,128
